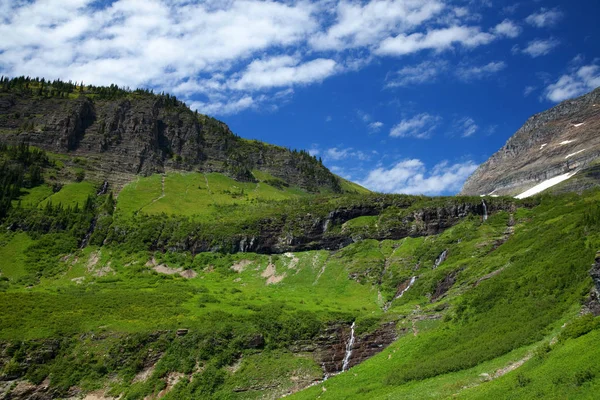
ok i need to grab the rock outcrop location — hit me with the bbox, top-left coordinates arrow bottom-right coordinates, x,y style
461,87 -> 600,196
588,251 -> 600,316
110,198 -> 520,255
289,321 -> 398,374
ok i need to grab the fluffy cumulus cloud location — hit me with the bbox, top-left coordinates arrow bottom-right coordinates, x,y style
390,113 -> 441,139
309,0 -> 445,51
230,56 -> 338,91
515,38 -> 560,58
525,8 -> 564,28
545,64 -> 600,103
0,0 -> 522,115
493,20 -> 521,38
359,159 -> 478,195
376,26 -> 495,56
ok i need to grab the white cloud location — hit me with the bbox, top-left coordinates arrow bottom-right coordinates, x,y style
523,86 -> 536,97
386,60 -> 447,87
526,8 -> 563,28
230,55 -> 338,90
455,117 -> 479,137
359,159 -> 478,195
545,64 -> 600,102
456,61 -> 506,81
325,147 -> 370,161
493,19 -> 521,38
390,113 -> 441,139
310,0 -> 445,51
368,121 -> 384,132
0,0 -> 519,115
517,38 -> 560,58
376,25 -> 495,56
190,96 -> 255,116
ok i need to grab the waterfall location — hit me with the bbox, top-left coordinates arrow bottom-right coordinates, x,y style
395,276 -> 416,299
433,250 -> 448,269
97,181 -> 109,195
482,199 -> 488,222
342,322 -> 356,372
80,217 -> 97,249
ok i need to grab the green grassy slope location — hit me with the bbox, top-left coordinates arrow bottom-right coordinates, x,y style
116,172 -> 309,219
0,143 -> 599,399
290,191 -> 600,400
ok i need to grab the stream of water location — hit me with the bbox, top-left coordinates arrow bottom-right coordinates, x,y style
482,199 -> 488,222
342,322 -> 356,372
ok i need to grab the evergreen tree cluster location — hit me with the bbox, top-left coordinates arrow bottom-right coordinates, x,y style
0,75 -> 186,105
0,143 -> 48,219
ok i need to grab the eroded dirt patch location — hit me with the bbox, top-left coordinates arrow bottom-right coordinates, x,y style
261,258 -> 286,285
147,258 -> 197,279
231,259 -> 253,273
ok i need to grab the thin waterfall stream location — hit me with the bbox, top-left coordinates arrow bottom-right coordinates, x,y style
342,322 -> 356,372
482,199 -> 488,222
395,276 -> 417,299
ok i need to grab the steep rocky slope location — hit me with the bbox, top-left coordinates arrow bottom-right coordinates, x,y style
0,78 -> 341,193
461,87 -> 600,196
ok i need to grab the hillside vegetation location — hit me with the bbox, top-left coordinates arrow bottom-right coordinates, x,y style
0,137 -> 599,397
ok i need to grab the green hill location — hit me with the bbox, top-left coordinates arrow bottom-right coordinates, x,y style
0,79 -> 599,400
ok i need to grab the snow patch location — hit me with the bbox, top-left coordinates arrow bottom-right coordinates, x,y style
573,123 -> 585,127
559,140 -> 575,145
565,149 -> 586,159
540,143 -> 547,150
515,171 -> 578,199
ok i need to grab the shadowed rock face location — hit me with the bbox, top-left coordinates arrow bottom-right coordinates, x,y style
0,93 -> 340,193
461,87 -> 600,197
588,251 -> 600,316
126,199 -> 518,256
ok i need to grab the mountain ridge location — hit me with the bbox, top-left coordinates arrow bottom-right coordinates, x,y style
0,76 -> 346,194
461,86 -> 600,197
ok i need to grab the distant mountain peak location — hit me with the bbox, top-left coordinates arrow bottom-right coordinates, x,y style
461,86 -> 600,197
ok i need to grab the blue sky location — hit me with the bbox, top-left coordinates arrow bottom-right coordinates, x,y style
1,0 -> 599,194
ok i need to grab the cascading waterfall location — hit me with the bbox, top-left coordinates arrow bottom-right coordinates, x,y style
482,199 -> 488,222
80,217 -> 97,249
395,276 -> 417,299
433,250 -> 448,269
97,181 -> 109,195
342,322 -> 356,372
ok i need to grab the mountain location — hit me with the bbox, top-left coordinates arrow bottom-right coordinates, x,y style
0,76 -> 344,194
461,87 -> 600,197
1,77 -> 600,400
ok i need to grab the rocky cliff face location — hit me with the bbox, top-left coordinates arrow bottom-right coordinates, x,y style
289,322 -> 398,374
113,198 -> 519,255
461,87 -> 600,196
588,251 -> 600,316
0,92 -> 340,193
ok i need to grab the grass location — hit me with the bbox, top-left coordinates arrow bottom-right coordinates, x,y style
38,181 -> 96,208
0,232 -> 34,279
12,184 -> 53,208
1,184 -> 599,399
116,172 -> 308,219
